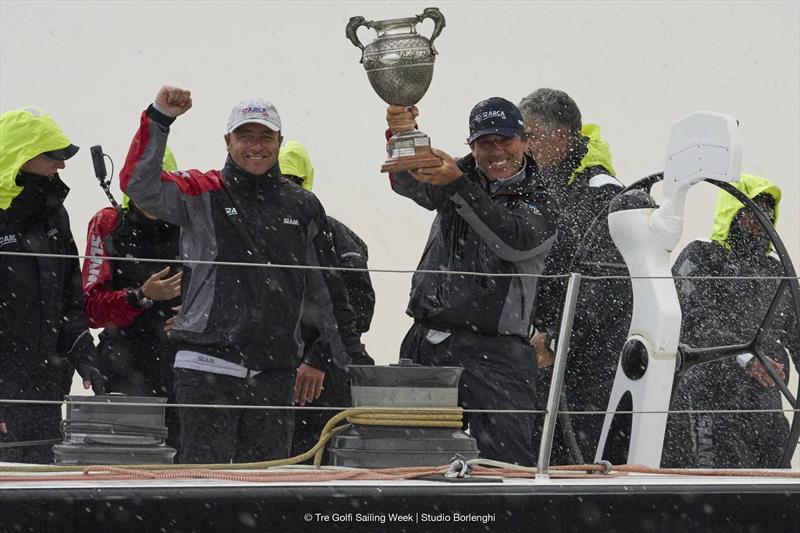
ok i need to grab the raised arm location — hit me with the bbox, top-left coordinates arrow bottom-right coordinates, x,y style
120,86 -> 221,226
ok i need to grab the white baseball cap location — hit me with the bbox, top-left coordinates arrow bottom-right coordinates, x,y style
227,98 -> 282,134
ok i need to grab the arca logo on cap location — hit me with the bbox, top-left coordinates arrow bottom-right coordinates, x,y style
475,110 -> 507,122
241,106 -> 270,115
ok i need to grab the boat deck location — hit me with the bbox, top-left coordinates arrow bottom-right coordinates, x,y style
2,466 -> 798,532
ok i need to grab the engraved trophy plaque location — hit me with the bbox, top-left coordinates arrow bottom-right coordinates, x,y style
346,7 -> 446,173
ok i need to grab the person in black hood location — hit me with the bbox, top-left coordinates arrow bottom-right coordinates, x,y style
82,148 -> 183,452
120,86 -> 366,464
518,88 -> 631,464
386,98 -> 557,466
662,174 -> 798,468
0,107 -> 104,464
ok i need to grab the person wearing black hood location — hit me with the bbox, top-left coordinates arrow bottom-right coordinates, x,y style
120,86 -> 366,464
662,174 -> 798,468
518,88 -> 631,464
81,148 -> 183,452
0,107 -> 104,463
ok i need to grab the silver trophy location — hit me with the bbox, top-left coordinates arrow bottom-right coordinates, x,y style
346,7 -> 446,173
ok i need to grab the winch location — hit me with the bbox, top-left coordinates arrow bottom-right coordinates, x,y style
53,395 -> 176,465
327,359 -> 479,467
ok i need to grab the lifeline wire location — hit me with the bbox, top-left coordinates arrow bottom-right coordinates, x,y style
1,250 -> 797,281
1,398 -> 797,416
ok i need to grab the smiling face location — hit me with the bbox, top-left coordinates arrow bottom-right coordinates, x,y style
224,123 -> 282,176
470,134 -> 527,180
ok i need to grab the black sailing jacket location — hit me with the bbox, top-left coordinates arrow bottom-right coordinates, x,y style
120,106 -> 363,371
390,154 -> 556,338
0,173 -> 96,399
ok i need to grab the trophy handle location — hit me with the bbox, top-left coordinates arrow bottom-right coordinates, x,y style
346,16 -> 370,61
416,7 -> 446,55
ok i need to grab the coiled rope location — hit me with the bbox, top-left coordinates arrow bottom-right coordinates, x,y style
0,406 -> 464,474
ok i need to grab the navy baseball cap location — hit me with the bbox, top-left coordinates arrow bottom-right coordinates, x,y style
43,144 -> 80,160
467,97 -> 525,144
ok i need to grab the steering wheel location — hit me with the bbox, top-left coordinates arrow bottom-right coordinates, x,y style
618,173 -> 800,467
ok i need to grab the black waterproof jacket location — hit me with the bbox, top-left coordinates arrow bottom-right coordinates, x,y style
390,154 -> 556,338
328,216 -> 375,335
663,175 -> 797,468
665,246 -> 797,465
535,133 -> 631,387
82,204 -> 181,388
0,173 -> 96,400
300,216 -> 375,370
120,106 -> 364,371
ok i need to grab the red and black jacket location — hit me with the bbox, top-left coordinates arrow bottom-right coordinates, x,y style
119,106 -> 364,371
82,204 -> 180,344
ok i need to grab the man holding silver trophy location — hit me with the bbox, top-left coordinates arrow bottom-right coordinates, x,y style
348,8 -> 558,465
384,99 -> 557,465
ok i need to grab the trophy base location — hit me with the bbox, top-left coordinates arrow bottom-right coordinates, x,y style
381,130 -> 442,173
381,151 -> 442,173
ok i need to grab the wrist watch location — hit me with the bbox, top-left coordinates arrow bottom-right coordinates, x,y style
126,286 -> 154,309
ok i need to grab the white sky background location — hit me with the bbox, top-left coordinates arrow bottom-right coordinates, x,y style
2,0 -> 798,367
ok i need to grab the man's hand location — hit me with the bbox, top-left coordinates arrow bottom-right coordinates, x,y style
409,148 -> 462,186
531,331 -> 555,369
155,86 -> 193,118
386,105 -> 418,135
746,356 -> 786,388
164,305 -> 181,334
78,363 -> 106,395
293,363 -> 325,406
142,267 -> 182,301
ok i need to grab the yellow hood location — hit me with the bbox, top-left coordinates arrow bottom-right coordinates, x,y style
279,140 -> 314,191
710,173 -> 781,248
0,107 -> 74,209
567,123 -> 616,185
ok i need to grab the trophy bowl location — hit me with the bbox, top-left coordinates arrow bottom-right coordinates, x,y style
346,7 -> 446,173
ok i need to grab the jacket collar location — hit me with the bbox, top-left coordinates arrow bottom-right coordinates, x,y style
0,171 -> 68,229
222,156 -> 283,198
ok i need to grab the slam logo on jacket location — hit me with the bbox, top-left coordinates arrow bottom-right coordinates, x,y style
86,235 -> 105,285
282,217 -> 299,226
0,234 -> 18,248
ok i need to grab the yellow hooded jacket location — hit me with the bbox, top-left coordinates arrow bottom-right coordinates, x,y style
0,107 -> 75,209
567,124 -> 616,185
278,140 -> 314,191
710,173 -> 781,250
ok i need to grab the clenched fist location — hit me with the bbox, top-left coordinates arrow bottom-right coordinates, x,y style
155,86 -> 193,118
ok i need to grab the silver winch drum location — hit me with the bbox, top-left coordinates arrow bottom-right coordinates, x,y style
348,362 -> 462,407
327,361 -> 479,468
53,395 -> 176,465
